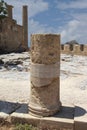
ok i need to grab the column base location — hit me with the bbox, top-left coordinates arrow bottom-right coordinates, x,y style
29,102 -> 61,117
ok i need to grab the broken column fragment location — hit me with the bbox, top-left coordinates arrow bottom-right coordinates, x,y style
29,34 -> 61,117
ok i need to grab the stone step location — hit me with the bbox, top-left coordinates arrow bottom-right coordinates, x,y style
74,104 -> 87,130
0,103 -> 87,130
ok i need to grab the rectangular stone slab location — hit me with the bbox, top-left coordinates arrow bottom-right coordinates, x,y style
11,105 -> 74,130
74,104 -> 87,130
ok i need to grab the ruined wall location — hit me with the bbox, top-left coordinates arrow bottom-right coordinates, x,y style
61,44 -> 87,56
0,4 -> 28,54
0,18 -> 23,53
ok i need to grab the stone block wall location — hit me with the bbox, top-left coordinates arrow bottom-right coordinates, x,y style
61,44 -> 87,56
0,18 -> 23,53
0,4 -> 28,54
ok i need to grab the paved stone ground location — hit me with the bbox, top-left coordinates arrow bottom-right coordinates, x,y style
0,103 -> 87,130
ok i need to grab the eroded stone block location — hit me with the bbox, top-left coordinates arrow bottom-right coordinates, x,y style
74,104 -> 87,130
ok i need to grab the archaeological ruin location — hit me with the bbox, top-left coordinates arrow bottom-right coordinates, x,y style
29,34 -> 61,117
0,4 -> 28,54
0,1 -> 87,129
61,44 -> 87,56
27,34 -> 87,130
0,33 -> 87,130
26,34 -> 87,130
0,3 -> 87,56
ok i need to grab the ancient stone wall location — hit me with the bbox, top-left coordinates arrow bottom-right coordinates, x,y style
0,5 -> 28,54
61,44 -> 87,56
0,18 -> 23,53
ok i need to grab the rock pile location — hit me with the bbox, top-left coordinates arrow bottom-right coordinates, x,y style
0,52 -> 30,72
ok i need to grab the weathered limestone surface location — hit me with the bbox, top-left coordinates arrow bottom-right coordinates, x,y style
29,34 -> 61,117
22,6 -> 28,49
11,113 -> 74,130
61,44 -> 87,56
73,45 -> 80,55
1,103 -> 87,130
0,5 -> 28,54
64,45 -> 70,55
7,5 -> 13,19
74,104 -> 87,130
83,45 -> 87,55
11,105 -> 74,130
0,18 -> 23,53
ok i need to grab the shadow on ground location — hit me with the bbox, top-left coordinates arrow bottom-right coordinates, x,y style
0,100 -> 28,114
0,101 -> 86,119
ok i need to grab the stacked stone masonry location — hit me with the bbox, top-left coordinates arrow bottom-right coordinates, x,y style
61,44 -> 87,56
0,104 -> 87,130
0,5 -> 28,54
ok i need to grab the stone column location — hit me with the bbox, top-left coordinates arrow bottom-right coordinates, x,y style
29,34 -> 61,117
7,5 -> 13,19
22,5 -> 28,49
